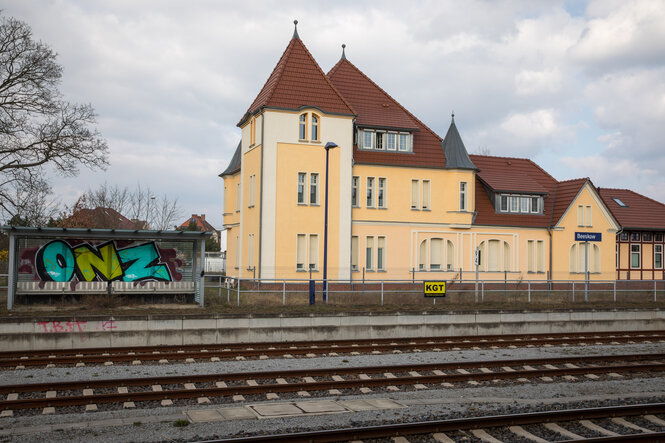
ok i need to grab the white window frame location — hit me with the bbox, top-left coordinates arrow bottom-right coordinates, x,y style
460,182 -> 467,211
520,196 -> 529,213
585,205 -> 592,227
422,180 -> 431,210
510,195 -> 519,212
248,175 -> 255,207
377,236 -> 386,271
296,234 -> 306,271
398,133 -> 410,152
385,133 -> 396,151
299,113 -> 307,140
297,172 -> 306,204
351,176 -> 359,207
366,177 -> 375,208
310,173 -> 319,206
308,234 -> 318,271
311,114 -> 319,141
411,179 -> 419,210
378,177 -> 387,208
530,196 -> 539,213
236,183 -> 241,211
366,236 -> 374,270
361,130 -> 374,149
430,238 -> 443,271
577,205 -> 584,227
375,132 -> 384,150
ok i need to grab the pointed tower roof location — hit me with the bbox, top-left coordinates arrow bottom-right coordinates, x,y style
238,22 -> 355,126
327,55 -> 446,168
219,141 -> 241,177
442,115 -> 477,170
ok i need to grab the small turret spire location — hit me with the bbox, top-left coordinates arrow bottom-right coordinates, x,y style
341,43 -> 347,60
451,111 -> 455,121
293,19 -> 299,39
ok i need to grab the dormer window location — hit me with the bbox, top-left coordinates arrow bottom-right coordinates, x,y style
496,193 -> 543,215
358,129 -> 412,152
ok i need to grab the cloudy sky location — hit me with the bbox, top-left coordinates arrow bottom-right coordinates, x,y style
2,0 -> 664,243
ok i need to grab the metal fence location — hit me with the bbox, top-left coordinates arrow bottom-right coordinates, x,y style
204,276 -> 665,307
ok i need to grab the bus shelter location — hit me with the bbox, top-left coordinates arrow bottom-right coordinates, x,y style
1,226 -> 212,310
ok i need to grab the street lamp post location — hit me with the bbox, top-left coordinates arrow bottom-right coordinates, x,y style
323,141 -> 338,303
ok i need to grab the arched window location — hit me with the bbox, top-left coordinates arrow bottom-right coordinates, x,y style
446,240 -> 455,271
593,244 -> 600,273
299,114 -> 307,140
569,244 -> 577,273
488,239 -> 500,271
503,242 -> 511,272
419,240 -> 427,271
430,238 -> 443,270
311,114 -> 319,141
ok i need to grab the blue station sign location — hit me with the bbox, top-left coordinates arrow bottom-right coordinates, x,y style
575,232 -> 602,242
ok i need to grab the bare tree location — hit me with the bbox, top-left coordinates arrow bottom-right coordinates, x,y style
0,14 -> 108,223
74,183 -> 182,230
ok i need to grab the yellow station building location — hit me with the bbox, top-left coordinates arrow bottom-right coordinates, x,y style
221,24 -> 623,282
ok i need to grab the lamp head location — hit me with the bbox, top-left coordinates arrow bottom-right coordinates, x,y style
324,142 -> 338,150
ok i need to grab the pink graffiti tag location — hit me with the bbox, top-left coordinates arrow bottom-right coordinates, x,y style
36,320 -> 87,333
101,320 -> 117,331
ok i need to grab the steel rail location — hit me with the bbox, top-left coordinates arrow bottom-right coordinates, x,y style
2,330 -> 664,367
196,402 -> 665,442
2,357 -> 665,411
0,352 -> 662,394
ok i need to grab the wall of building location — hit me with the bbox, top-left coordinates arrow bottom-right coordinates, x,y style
552,183 -> 619,280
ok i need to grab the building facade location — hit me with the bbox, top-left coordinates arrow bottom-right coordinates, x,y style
599,188 -> 665,280
222,25 -> 622,282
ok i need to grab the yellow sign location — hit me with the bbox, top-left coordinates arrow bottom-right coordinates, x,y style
424,281 -> 446,297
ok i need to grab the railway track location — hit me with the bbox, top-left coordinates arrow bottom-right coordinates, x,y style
200,402 -> 665,442
2,353 -> 664,416
3,330 -> 664,368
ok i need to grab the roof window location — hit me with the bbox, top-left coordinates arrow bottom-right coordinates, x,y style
612,197 -> 628,207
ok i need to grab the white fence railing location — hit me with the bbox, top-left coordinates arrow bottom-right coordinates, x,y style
203,276 -> 665,306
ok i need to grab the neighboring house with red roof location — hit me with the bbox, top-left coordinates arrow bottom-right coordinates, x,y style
62,207 -> 140,230
178,214 -> 221,245
221,22 -> 629,282
599,189 -> 665,280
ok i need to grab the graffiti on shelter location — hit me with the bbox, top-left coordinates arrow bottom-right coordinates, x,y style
19,240 -> 183,285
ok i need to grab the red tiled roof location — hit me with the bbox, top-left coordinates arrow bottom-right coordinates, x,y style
327,58 -> 446,168
239,37 -> 355,126
64,207 -> 138,229
598,188 -> 665,230
471,155 -> 555,227
470,155 -> 586,228
471,155 -> 555,195
179,214 -> 218,232
550,178 -> 588,226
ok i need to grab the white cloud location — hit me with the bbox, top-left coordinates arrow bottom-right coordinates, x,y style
515,68 -> 562,95
2,0 -> 665,231
501,109 -> 559,139
570,0 -> 665,71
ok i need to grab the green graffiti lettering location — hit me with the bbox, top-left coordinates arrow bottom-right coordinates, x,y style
118,243 -> 172,282
73,242 -> 123,282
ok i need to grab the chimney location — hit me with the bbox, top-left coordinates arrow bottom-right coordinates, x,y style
201,214 -> 206,220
